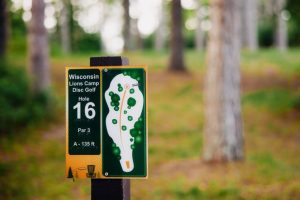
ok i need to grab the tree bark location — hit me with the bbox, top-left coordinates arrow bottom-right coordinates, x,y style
98,1 -> 108,52
60,0 -> 71,54
131,18 -> 143,50
168,0 -> 186,72
155,1 -> 166,51
195,3 -> 204,51
241,0 -> 258,51
122,0 -> 131,51
204,0 -> 244,162
0,0 -> 8,56
29,0 -> 50,93
275,0 -> 287,51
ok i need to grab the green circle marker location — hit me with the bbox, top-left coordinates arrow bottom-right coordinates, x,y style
127,97 -> 136,107
113,147 -> 120,155
109,91 -> 113,96
130,129 -> 138,136
112,94 -> 120,102
124,110 -> 127,114
131,145 -> 135,149
134,121 -> 142,129
138,130 -> 142,135
112,119 -> 117,124
135,136 -> 142,143
130,138 -> 134,142
122,126 -> 127,131
130,88 -> 134,94
128,116 -> 133,121
118,87 -> 123,92
114,107 -> 119,111
111,102 -> 115,106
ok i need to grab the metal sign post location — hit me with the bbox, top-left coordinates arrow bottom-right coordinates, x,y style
90,56 -> 130,200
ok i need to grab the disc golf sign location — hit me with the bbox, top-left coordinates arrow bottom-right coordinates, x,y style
66,66 -> 148,179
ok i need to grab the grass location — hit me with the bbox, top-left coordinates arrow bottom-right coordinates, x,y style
243,89 -> 300,113
1,49 -> 300,199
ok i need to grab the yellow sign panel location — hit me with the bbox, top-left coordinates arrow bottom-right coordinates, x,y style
66,66 -> 148,179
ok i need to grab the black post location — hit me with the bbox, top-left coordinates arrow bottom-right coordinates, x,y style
90,56 -> 130,200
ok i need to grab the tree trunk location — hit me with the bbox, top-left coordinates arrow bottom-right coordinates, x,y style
168,0 -> 186,72
122,0 -> 131,51
155,1 -> 166,51
204,0 -> 244,162
195,3 -> 204,51
275,0 -> 287,51
0,0 -> 8,56
98,1 -> 108,52
60,0 -> 71,54
131,18 -> 143,50
29,0 -> 50,93
241,0 -> 258,51
263,0 -> 275,16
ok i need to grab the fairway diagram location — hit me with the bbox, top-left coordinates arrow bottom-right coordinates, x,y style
104,73 -> 144,172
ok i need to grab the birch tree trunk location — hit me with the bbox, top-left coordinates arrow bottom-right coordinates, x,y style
242,0 -> 258,51
0,0 -> 8,56
60,0 -> 71,54
195,5 -> 204,51
122,0 -> 131,51
204,0 -> 244,162
155,1 -> 166,51
275,0 -> 287,51
168,0 -> 186,72
29,0 -> 50,93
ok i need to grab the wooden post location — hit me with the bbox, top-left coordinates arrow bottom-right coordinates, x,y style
90,56 -> 130,200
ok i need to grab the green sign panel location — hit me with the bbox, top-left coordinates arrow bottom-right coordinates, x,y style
66,66 -> 147,179
67,69 -> 100,155
102,68 -> 147,177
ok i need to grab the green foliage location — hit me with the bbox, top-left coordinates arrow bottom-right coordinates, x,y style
76,34 -> 100,52
258,19 -> 275,47
73,33 -> 100,53
8,36 -> 27,55
48,19 -> 101,54
243,89 -> 300,113
288,20 -> 300,47
8,10 -> 27,54
184,31 -> 195,49
172,186 -> 241,200
248,153 -> 293,181
143,34 -> 154,50
249,153 -> 285,170
9,10 -> 26,37
174,187 -> 203,199
0,62 -> 56,134
287,0 -> 300,23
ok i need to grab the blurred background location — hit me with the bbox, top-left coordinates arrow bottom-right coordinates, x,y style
1,0 -> 300,199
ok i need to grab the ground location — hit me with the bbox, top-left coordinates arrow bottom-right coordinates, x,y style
1,50 -> 300,199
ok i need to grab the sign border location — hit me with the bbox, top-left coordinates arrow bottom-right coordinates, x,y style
66,65 -> 148,179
